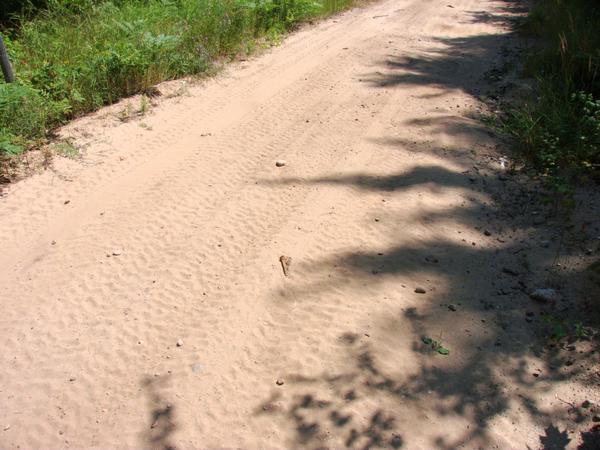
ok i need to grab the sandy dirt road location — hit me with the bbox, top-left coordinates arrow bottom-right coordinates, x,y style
1,0 -> 598,448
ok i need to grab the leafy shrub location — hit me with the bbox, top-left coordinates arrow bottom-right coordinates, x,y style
0,0 -> 354,158
506,0 -> 600,181
506,86 -> 600,177
0,82 -> 68,154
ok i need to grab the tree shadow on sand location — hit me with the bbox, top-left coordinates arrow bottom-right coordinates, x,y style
255,1 -> 599,444
140,375 -> 178,450
361,0 -> 529,98
256,162 -> 599,446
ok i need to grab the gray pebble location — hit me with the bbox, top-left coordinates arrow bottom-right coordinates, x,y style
530,288 -> 558,303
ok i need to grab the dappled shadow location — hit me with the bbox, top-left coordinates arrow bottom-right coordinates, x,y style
364,33 -> 506,95
262,164 -> 475,192
538,423 -> 600,450
362,1 -> 528,99
256,336 -> 406,449
539,424 -> 571,450
261,146 -> 599,446
140,375 -> 178,450
255,0 -> 599,447
578,424 -> 600,450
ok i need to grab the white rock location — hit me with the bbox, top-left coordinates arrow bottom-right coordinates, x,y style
176,339 -> 183,347
530,288 -> 558,303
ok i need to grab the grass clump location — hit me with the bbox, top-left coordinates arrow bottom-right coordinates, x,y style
0,82 -> 67,155
0,0 -> 354,159
503,0 -> 600,183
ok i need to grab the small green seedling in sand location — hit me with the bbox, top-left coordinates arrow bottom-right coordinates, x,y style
422,336 -> 449,355
541,314 -> 567,341
52,141 -> 79,158
117,96 -> 150,122
574,322 -> 590,340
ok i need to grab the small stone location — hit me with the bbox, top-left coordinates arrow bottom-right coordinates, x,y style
176,339 -> 183,347
582,400 -> 592,409
414,287 -> 426,294
151,420 -> 159,429
530,288 -> 558,303
69,377 -> 76,382
64,200 -> 70,205
3,425 -> 10,431
502,267 -> 519,276
279,255 -> 292,277
484,229 -> 492,236
532,373 -> 539,377
276,379 -> 284,386
275,160 -> 286,167
448,304 -> 457,311
51,240 -> 56,245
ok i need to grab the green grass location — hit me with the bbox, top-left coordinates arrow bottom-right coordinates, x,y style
0,0 -> 355,158
502,0 -> 600,183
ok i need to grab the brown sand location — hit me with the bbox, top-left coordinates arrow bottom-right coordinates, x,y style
1,0 -> 598,448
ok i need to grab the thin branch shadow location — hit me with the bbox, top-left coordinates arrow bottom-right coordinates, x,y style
140,375 -> 177,450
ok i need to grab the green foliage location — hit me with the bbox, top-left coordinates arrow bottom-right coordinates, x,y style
541,314 -> 592,342
541,313 -> 567,341
1,0 -> 49,24
504,0 -> 600,182
0,82 -> 69,154
505,87 -> 600,177
0,0 -> 354,157
524,0 -> 600,95
52,140 -> 79,157
421,336 -> 450,355
574,322 -> 590,340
